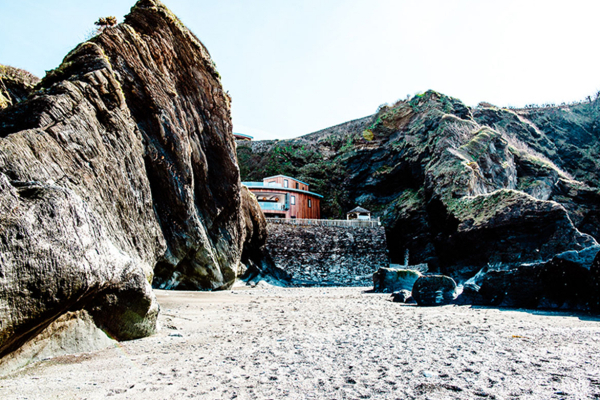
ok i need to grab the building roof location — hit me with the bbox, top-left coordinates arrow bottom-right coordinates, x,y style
263,175 -> 311,187
347,206 -> 370,214
233,133 -> 253,140
242,182 -> 324,198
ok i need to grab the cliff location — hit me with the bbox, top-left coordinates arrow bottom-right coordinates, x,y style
237,91 -> 600,289
0,0 -> 269,362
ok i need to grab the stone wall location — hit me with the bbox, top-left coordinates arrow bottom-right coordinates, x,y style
266,222 -> 388,286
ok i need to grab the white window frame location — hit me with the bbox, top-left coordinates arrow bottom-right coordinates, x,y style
291,195 -> 295,205
284,179 -> 288,188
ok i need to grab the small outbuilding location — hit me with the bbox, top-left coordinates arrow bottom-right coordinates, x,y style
233,133 -> 253,141
346,206 -> 371,221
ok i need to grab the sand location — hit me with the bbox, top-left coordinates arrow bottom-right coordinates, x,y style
1,286 -> 599,399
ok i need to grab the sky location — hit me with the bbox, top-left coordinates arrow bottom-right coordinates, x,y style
1,0 -> 599,140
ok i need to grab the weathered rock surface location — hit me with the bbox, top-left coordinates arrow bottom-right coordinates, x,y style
372,268 -> 421,293
555,244 -> 600,269
0,0 -> 267,361
266,221 -> 388,285
0,64 -> 39,109
474,258 -> 596,310
412,275 -> 458,306
0,310 -> 115,374
238,91 -> 600,310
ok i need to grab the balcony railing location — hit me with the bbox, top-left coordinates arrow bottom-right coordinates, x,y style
265,218 -> 381,228
244,182 -> 283,188
258,202 -> 287,211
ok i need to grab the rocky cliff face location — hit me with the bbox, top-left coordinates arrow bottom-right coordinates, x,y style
0,0 -> 266,360
238,91 -> 600,287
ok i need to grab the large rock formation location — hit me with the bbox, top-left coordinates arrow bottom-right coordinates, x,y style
238,91 -> 600,309
0,0 -> 267,361
372,268 -> 421,293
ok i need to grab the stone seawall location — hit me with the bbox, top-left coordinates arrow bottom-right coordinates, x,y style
266,222 -> 388,286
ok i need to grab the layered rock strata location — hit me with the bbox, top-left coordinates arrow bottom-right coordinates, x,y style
0,0 -> 267,360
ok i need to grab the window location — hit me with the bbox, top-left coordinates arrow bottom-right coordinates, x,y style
284,180 -> 288,188
291,195 -> 295,205
296,182 -> 299,189
308,199 -> 312,208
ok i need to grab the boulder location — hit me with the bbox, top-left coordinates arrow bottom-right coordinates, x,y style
538,258 -> 594,309
476,259 -> 595,309
412,275 -> 458,306
391,290 -> 413,303
373,268 -> 422,293
475,267 -> 538,308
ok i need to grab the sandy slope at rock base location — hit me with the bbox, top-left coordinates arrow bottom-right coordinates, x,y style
1,287 -> 599,399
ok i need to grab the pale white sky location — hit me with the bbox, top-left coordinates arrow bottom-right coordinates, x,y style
1,0 -> 599,140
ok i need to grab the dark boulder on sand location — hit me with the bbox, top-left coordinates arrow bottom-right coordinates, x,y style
412,275 -> 458,306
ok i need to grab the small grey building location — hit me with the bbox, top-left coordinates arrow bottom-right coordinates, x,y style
346,206 -> 371,221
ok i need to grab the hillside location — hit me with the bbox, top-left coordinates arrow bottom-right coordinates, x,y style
237,91 -> 600,282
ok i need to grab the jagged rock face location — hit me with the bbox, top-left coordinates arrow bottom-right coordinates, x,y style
473,103 -> 600,241
96,0 -> 241,290
238,91 -> 599,282
0,0 -> 257,358
473,103 -> 600,188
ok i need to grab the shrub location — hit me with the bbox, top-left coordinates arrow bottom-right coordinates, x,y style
95,16 -> 118,29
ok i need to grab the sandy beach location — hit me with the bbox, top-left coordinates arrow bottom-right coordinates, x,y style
1,286 -> 599,399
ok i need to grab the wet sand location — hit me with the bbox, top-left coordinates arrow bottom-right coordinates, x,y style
1,286 -> 600,399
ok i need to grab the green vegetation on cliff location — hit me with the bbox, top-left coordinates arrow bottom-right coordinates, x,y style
0,64 -> 40,109
237,90 -> 600,276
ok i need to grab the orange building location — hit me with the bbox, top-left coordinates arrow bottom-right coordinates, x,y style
243,175 -> 322,219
